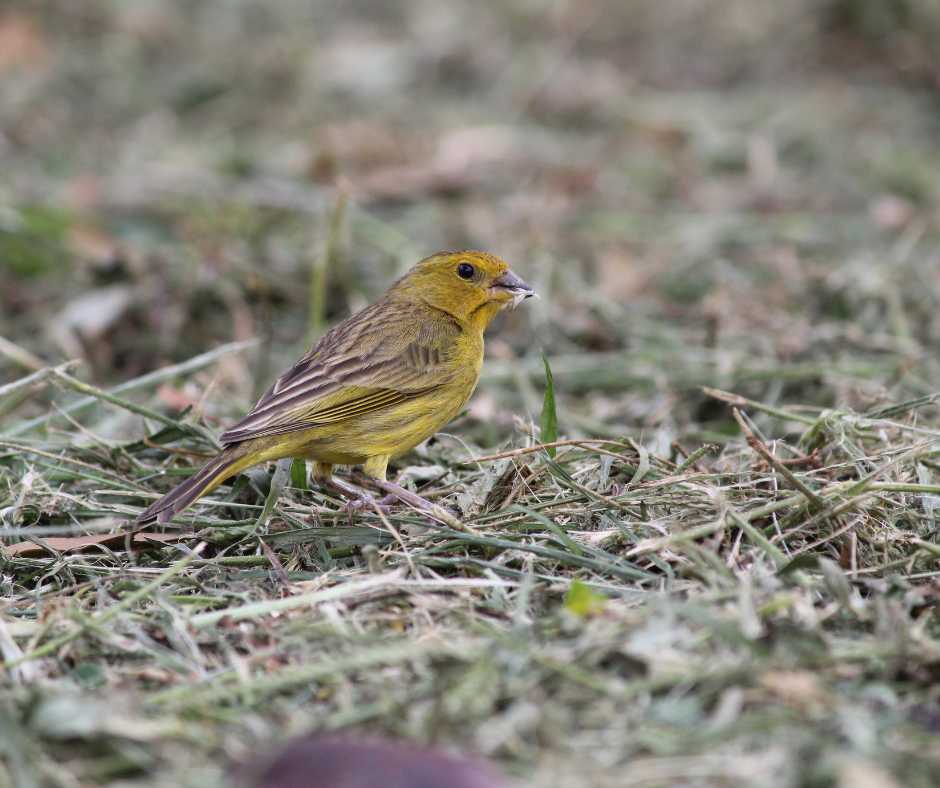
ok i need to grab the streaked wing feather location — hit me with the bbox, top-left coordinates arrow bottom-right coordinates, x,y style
220,299 -> 460,445
219,387 -> 419,442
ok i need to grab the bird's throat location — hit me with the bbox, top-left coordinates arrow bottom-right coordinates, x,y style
466,300 -> 505,333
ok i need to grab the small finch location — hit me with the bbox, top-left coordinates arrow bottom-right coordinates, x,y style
137,250 -> 534,524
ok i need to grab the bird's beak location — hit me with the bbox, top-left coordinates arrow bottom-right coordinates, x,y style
490,270 -> 536,309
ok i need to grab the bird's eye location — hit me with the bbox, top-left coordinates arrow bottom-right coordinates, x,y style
457,262 -> 476,280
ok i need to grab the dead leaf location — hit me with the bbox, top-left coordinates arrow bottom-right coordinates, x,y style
346,126 -> 520,202
156,383 -> 202,412
483,462 -> 533,511
49,284 -> 134,359
0,13 -> 47,74
870,194 -> 913,230
2,532 -> 181,558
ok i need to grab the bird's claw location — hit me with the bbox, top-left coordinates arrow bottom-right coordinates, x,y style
351,474 -> 475,533
337,489 -> 397,525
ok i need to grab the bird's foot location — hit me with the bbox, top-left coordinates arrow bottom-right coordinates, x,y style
342,492 -> 395,515
317,474 -> 394,524
320,473 -> 476,534
351,474 -> 476,534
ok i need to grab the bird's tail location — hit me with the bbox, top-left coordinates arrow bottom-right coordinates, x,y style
137,444 -> 255,525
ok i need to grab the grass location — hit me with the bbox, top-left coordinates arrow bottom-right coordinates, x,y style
3,362 -> 940,786
3,1 -> 940,786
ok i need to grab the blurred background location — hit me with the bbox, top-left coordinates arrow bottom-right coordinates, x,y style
2,0 -> 940,445
4,3 -> 940,787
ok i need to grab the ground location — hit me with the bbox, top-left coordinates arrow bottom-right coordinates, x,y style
2,2 -> 940,787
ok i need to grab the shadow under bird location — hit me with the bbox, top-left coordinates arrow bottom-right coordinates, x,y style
137,250 -> 535,524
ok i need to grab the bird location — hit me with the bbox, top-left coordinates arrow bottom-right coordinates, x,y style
137,250 -> 535,525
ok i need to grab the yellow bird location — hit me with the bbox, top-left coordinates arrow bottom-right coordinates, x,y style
137,250 -> 534,524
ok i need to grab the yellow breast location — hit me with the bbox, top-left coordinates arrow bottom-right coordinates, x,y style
292,331 -> 483,465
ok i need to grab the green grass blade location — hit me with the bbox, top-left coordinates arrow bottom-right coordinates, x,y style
540,352 -> 557,456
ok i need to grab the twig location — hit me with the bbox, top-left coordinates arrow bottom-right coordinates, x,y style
726,508 -> 788,567
258,539 -> 291,586
0,361 -> 79,403
4,339 -> 257,438
733,408 -> 823,509
46,368 -> 219,446
465,438 -> 635,464
0,335 -> 46,371
703,387 -> 817,425
368,496 -> 418,578
675,444 -> 718,473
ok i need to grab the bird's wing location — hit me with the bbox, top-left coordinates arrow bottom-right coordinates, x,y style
220,299 -> 462,444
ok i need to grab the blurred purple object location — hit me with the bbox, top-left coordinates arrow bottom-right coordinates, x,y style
243,734 -> 506,788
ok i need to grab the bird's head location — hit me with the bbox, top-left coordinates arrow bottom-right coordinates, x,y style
393,250 -> 535,330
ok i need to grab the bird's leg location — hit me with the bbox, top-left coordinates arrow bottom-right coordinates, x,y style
357,454 -> 436,511
354,456 -> 473,533
311,461 -> 333,482
311,460 -> 391,520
